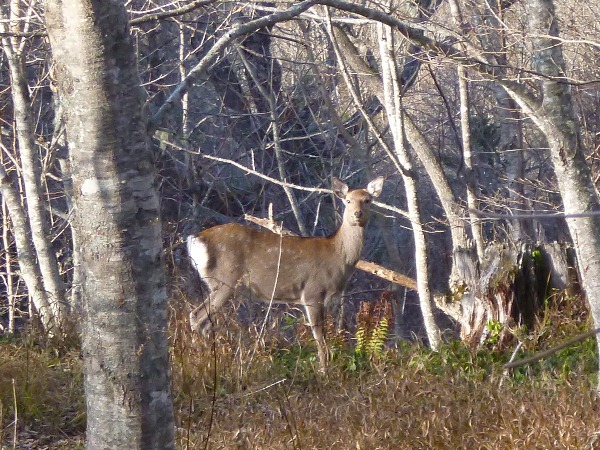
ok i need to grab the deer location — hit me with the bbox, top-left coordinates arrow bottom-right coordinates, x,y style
186,176 -> 384,369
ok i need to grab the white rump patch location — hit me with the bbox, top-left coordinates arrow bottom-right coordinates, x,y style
187,235 -> 209,278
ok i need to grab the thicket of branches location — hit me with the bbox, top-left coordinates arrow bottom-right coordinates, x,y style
1,0 -> 599,359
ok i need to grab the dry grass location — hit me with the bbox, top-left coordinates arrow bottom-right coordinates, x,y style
2,292 -> 600,449
169,293 -> 600,450
176,370 -> 598,450
0,338 -> 84,449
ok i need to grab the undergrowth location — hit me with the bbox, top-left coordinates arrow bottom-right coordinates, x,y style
1,290 -> 600,449
0,336 -> 84,449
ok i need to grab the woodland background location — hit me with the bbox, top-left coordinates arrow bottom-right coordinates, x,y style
1,0 -> 600,448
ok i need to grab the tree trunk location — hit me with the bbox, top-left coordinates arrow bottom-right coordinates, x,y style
44,0 -> 175,447
0,12 -> 67,331
0,164 -> 54,330
445,0 -> 489,340
2,200 -> 16,333
506,0 -> 600,390
378,23 -> 441,349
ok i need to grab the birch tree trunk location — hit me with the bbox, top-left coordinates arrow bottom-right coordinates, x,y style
0,164 -> 54,330
0,6 -> 67,331
508,0 -> 600,391
44,0 -> 175,447
446,0 -> 488,342
378,23 -> 441,350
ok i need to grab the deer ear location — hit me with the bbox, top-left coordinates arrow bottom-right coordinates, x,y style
367,177 -> 384,197
332,177 -> 349,199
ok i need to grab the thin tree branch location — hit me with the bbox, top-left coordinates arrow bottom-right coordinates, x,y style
504,328 -> 600,369
469,209 -> 600,220
235,45 -> 308,235
130,0 -> 217,24
147,0 -> 316,132
244,214 -> 418,290
158,138 -> 410,218
323,8 -> 409,177
314,0 -> 544,108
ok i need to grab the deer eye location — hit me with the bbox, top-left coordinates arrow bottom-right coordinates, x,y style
364,198 -> 370,204
346,199 -> 351,204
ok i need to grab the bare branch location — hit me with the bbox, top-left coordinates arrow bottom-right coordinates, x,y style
159,138 -> 410,218
147,0 -> 316,132
469,209 -> 600,220
130,0 -> 218,24
504,328 -> 600,369
314,0 -> 544,108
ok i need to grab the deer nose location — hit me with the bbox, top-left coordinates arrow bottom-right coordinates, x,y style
354,210 -> 363,218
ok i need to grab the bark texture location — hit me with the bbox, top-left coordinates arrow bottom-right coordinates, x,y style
0,15 -> 67,331
378,23 -> 441,349
0,165 -> 53,329
512,0 -> 600,389
44,0 -> 175,447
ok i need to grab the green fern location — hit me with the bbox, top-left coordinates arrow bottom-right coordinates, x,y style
354,317 -> 389,358
355,326 -> 367,354
367,317 -> 388,357
353,294 -> 394,362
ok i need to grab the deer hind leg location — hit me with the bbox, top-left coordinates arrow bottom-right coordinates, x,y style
326,295 -> 345,332
190,281 -> 234,335
302,301 -> 328,370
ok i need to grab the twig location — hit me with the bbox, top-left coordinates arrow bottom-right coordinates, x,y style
235,45 -> 307,235
242,378 -> 286,397
499,341 -> 522,388
276,382 -> 301,450
130,0 -> 217,24
503,328 -> 600,370
159,138 -> 410,218
250,230 -> 284,368
203,331 -> 218,450
148,0 -> 316,131
12,378 -> 17,450
469,208 -> 600,220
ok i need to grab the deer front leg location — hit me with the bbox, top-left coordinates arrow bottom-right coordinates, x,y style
190,283 -> 234,335
303,302 -> 328,370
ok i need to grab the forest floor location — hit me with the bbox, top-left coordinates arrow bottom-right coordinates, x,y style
2,293 -> 600,449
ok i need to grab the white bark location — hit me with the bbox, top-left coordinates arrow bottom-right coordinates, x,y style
0,7 -> 67,330
2,200 -> 15,333
44,0 -> 175,446
447,0 -> 485,264
378,23 -> 441,350
0,164 -> 54,329
503,0 -> 600,390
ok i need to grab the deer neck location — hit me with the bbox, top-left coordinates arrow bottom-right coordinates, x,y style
331,220 -> 367,267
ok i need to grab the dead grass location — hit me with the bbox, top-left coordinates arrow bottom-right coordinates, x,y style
0,337 -> 84,449
170,343 -> 599,450
2,292 -> 600,449
169,295 -> 600,450
177,371 -> 598,450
